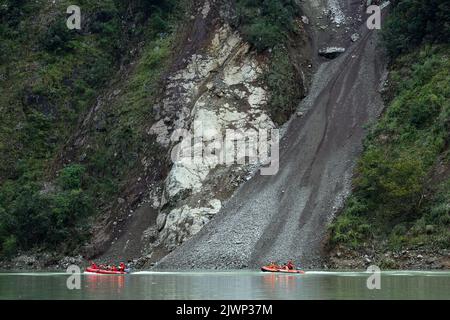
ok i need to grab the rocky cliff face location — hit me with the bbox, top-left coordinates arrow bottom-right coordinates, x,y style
88,0 -> 310,263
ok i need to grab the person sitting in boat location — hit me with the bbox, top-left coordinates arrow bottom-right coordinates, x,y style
286,260 -> 295,270
119,262 -> 126,272
90,262 -> 98,270
111,265 -> 118,272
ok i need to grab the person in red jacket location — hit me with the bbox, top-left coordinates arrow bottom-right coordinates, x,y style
119,262 -> 126,272
286,260 -> 295,270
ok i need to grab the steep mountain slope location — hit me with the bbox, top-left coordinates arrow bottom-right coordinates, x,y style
0,0 -> 312,267
157,0 -> 387,269
91,0 -> 312,265
2,0 -> 447,271
0,0 -> 181,260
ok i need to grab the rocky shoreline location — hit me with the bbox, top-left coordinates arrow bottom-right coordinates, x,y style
0,253 -> 85,271
2,248 -> 449,271
0,251 -> 150,271
325,247 -> 450,270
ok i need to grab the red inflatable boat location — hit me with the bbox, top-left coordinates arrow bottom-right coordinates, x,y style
261,265 -> 305,274
84,267 -> 129,275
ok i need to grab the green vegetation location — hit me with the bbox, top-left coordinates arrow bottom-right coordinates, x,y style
265,47 -> 303,124
80,35 -> 173,206
381,0 -> 450,58
0,0 -> 181,256
235,0 -> 300,52
0,164 -> 93,256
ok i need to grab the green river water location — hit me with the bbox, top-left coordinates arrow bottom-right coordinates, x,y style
0,271 -> 449,300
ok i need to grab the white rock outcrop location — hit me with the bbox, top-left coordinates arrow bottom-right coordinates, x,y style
158,199 -> 222,250
149,23 -> 276,249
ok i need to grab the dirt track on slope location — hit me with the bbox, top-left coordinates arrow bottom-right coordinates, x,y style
155,1 -> 387,269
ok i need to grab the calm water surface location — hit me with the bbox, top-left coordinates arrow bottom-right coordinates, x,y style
0,271 -> 449,300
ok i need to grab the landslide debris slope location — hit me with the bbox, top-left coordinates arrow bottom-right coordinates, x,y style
327,0 -> 450,270
157,0 -> 387,269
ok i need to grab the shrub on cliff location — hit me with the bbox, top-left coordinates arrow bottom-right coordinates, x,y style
236,0 -> 300,51
382,0 -> 450,57
0,165 -> 93,256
